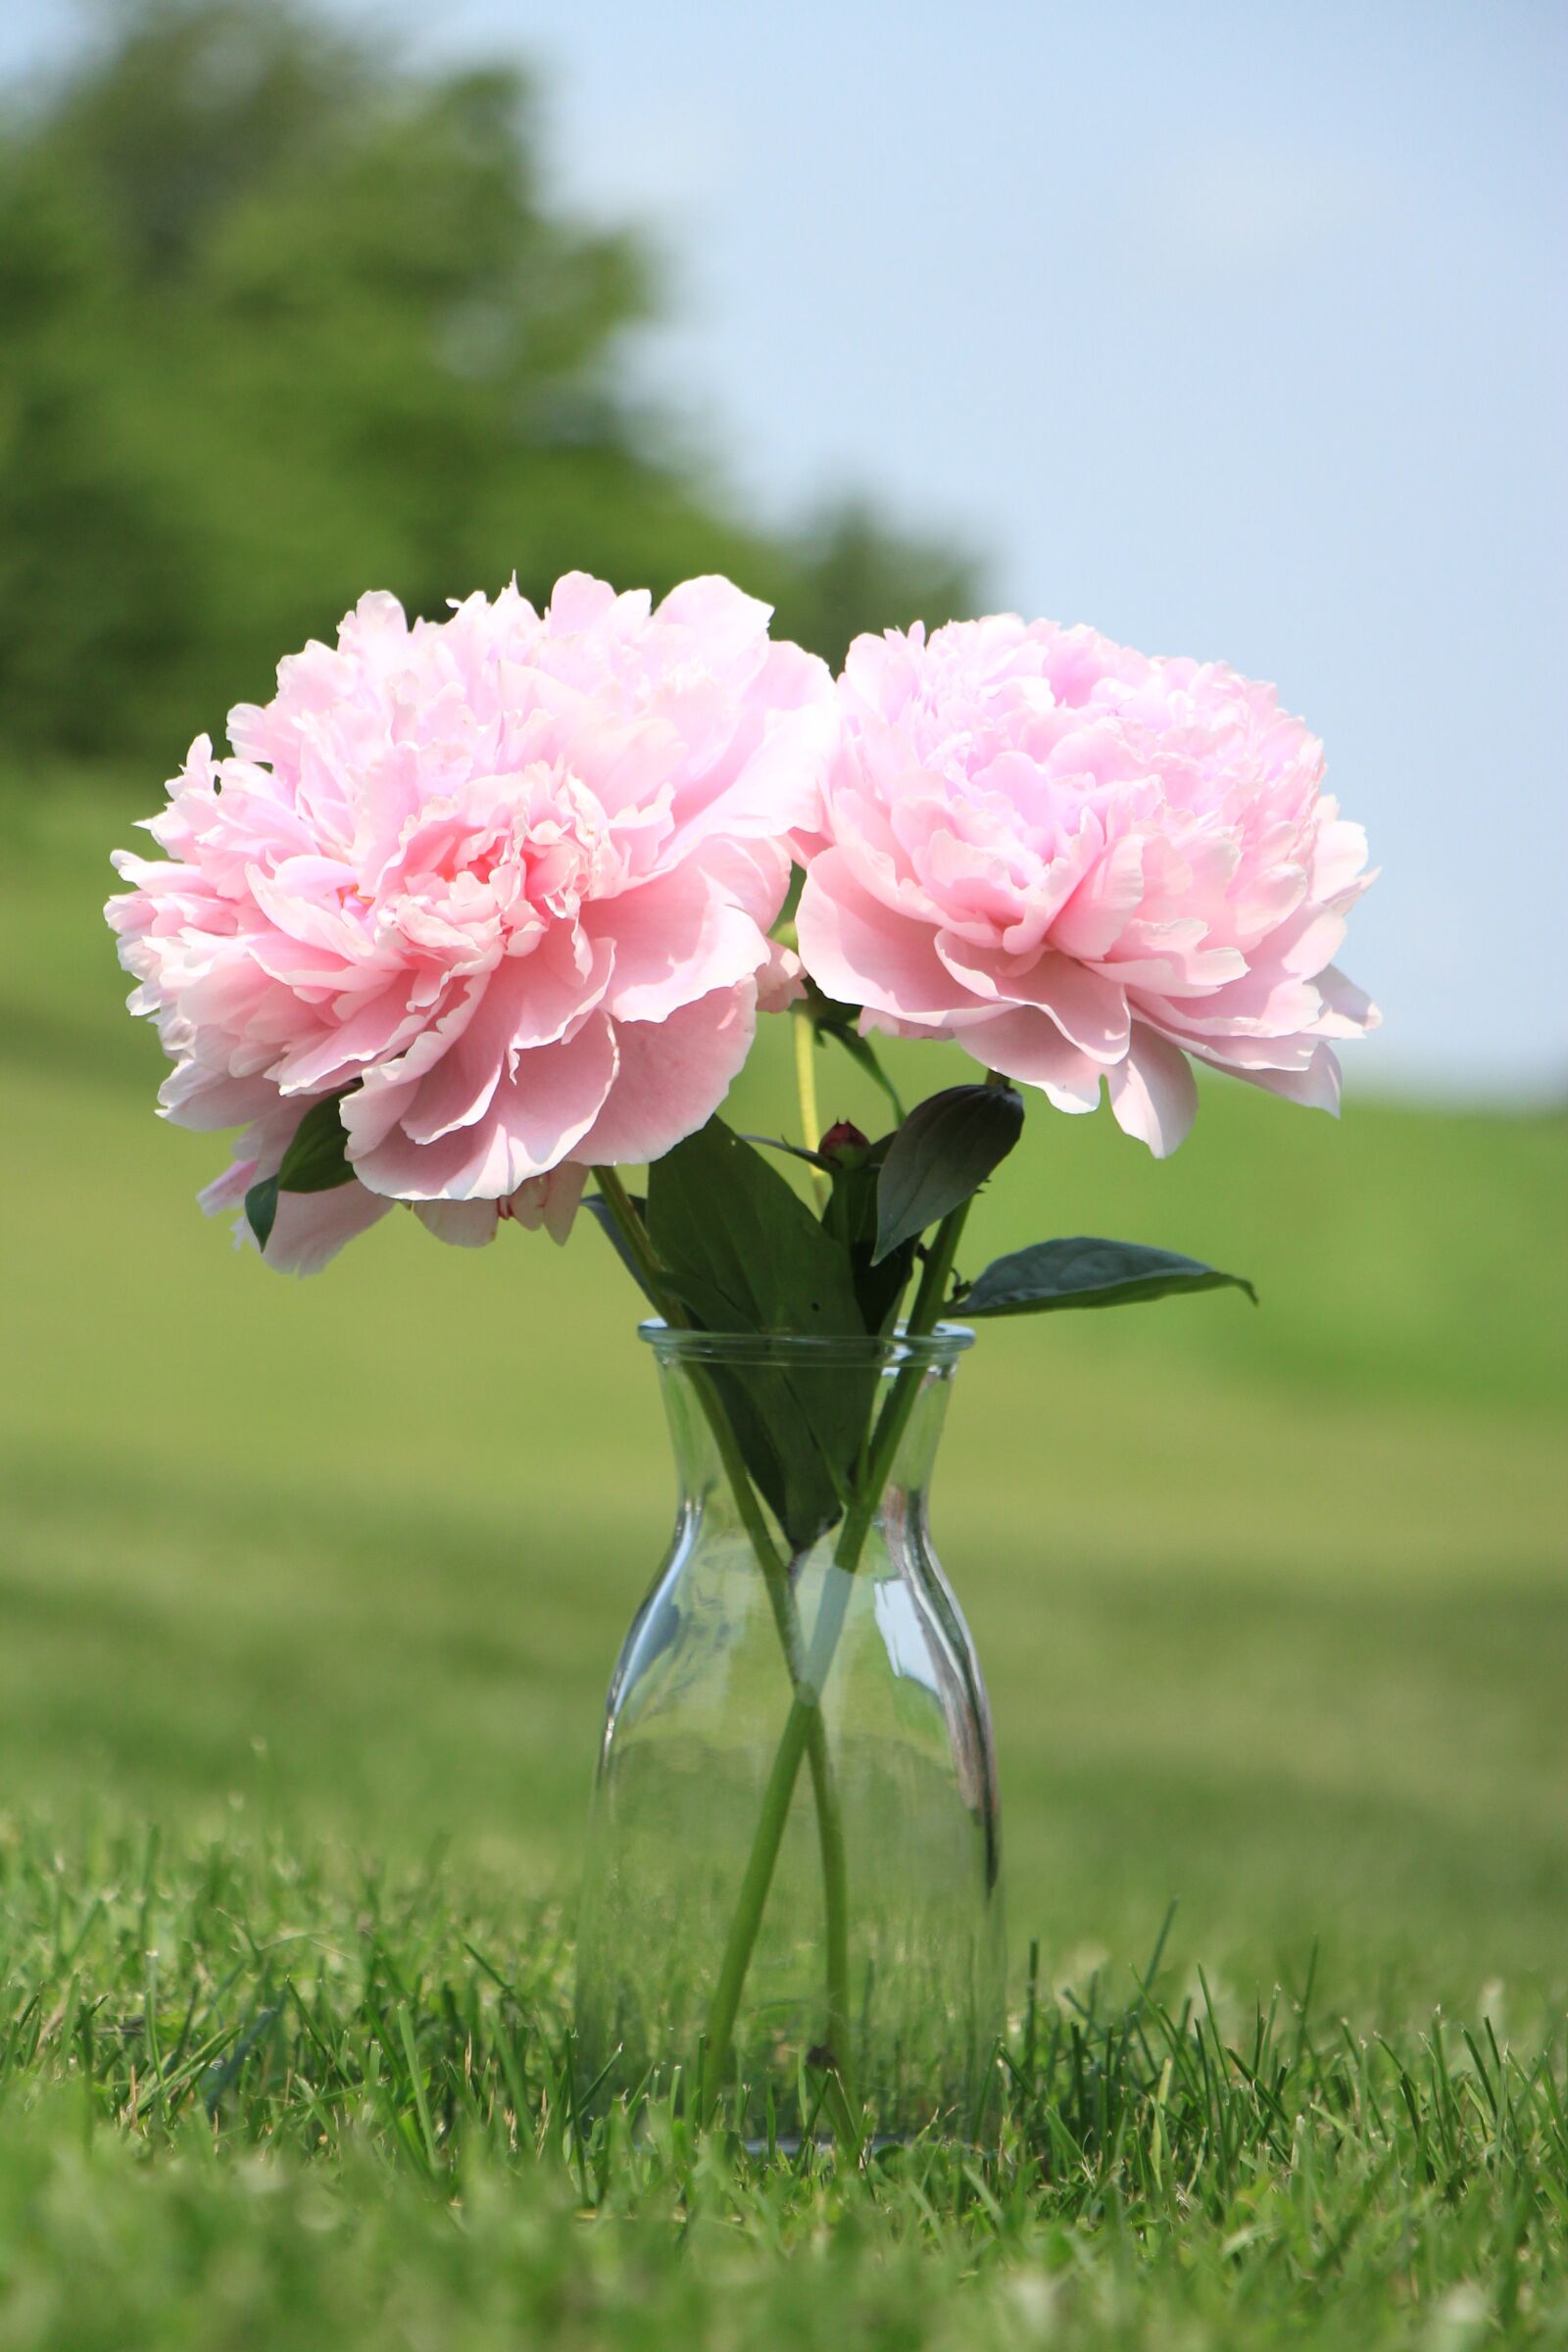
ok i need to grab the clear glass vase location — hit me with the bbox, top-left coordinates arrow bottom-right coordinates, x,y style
575,1323 -> 1004,2146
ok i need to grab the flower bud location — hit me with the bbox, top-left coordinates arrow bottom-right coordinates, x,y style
818,1119 -> 869,1165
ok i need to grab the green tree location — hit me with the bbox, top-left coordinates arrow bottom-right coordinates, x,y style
0,0 -> 975,769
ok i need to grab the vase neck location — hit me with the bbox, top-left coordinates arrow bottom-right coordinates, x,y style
646,1329 -> 966,1556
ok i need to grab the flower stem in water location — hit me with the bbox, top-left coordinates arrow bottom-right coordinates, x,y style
590,1167 -> 858,2131
697,1199 -> 973,2130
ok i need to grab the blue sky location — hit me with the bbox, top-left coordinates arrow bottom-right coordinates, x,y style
8,1 -> 1564,1097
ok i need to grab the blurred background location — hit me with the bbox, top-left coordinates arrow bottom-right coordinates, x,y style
1,0 -> 1563,2007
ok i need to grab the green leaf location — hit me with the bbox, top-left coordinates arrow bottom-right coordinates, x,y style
704,1366 -> 852,1554
648,1119 -> 878,1549
245,1176 -> 279,1252
276,1096 -> 356,1194
959,1237 -> 1257,1317
243,1095 -> 356,1252
874,1084 -> 1024,1264
821,1139 -> 915,1339
649,1119 -> 864,1341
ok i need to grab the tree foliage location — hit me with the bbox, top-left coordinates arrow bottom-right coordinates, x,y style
0,0 -> 975,767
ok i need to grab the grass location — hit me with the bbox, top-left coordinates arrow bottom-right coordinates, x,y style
2,1821 -> 1566,2350
1,781 -> 1566,2343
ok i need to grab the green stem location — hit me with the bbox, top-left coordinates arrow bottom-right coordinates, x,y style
791,1004 -> 828,1210
830,1199 -> 972,1579
697,1196 -> 974,2128
590,1168 -> 857,2132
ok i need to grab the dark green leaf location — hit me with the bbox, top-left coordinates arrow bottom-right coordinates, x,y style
245,1176 -> 279,1252
799,979 -> 858,1032
959,1237 -> 1257,1318
277,1096 -> 355,1194
704,1364 -> 850,1552
648,1119 -> 864,1341
821,1139 -> 915,1338
874,1084 -> 1024,1264
648,1119 -> 877,1549
244,1090 -> 361,1256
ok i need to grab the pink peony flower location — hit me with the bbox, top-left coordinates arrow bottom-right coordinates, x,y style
796,616 -> 1378,1154
108,573 -> 834,1271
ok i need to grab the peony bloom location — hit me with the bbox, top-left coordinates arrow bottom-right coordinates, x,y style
796,616 -> 1377,1154
108,573 -> 834,1271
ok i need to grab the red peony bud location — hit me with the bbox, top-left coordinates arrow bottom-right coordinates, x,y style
818,1119 -> 869,1162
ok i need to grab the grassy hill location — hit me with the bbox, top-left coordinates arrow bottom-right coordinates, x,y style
3,785 -> 1567,2349
2,784 -> 1565,2000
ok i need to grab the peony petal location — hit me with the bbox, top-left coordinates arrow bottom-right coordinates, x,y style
656,571 -> 773,652
693,695 -> 837,841
351,1013 -> 617,1200
157,1064 -> 280,1132
574,987 -> 758,1166
272,983 -> 424,1097
1221,1043 -> 1343,1113
956,1006 -> 1105,1114
796,851 -> 964,1025
1133,966 -> 1324,1040
412,1199 -> 501,1249
597,866 -> 766,1023
502,1160 -> 589,1243
509,926 -> 612,1047
1311,813 -> 1372,902
696,835 -> 794,933
339,977 -> 490,1152
1146,1024 -> 1322,1074
1314,964 -> 1381,1038
392,965 -> 529,1145
391,934 -> 614,1152
254,1180 -> 394,1276
755,940 -> 805,1013
1107,1026 -> 1199,1157
935,934 -> 1131,1065
542,570 -> 627,632
1048,833 -> 1147,961
198,1156 -> 259,1217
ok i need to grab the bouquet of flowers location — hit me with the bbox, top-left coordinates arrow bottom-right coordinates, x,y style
107,571 -> 1376,2137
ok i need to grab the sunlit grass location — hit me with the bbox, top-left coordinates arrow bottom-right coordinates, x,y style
0,1823 -> 1564,2350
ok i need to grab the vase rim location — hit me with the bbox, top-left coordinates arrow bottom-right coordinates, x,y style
638,1320 -> 974,1369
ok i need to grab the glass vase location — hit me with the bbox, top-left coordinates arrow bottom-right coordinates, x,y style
574,1323 -> 1004,2146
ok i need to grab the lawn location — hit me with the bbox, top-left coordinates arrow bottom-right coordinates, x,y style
2,784 -> 1566,2345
